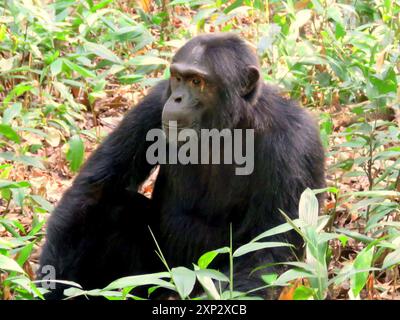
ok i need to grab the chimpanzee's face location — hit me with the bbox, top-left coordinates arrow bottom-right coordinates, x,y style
161,36 -> 261,138
162,43 -> 219,134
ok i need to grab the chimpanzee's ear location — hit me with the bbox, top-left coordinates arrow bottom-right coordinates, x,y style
241,65 -> 260,103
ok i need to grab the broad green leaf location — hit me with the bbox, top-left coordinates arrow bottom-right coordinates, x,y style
15,243 -> 34,267
198,251 -> 219,269
293,286 -> 315,300
0,124 -> 21,143
18,155 -> 45,170
11,187 -> 26,207
195,269 -> 229,282
370,68 -> 397,95
9,276 -> 43,299
0,24 -> 6,42
233,242 -> 292,258
382,248 -> 400,269
0,254 -> 25,273
299,188 -> 319,227
343,190 -> 400,198
3,84 -> 32,107
50,59 -> 63,76
0,180 -> 30,189
118,74 -> 144,84
351,246 -> 374,297
251,219 -> 303,242
104,272 -> 173,290
63,288 -> 124,298
128,56 -> 168,66
31,195 -> 54,212
261,273 -> 278,285
195,269 -> 221,300
335,22 -> 346,39
2,103 -> 22,124
66,135 -> 85,172
197,247 -> 230,269
327,7 -> 343,24
193,8 -> 217,23
91,0 -> 112,12
63,59 -> 96,78
171,267 -> 196,299
274,269 -> 314,286
85,42 -> 122,64
294,9 -> 312,28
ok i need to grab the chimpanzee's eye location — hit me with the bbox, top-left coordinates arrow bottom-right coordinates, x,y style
192,77 -> 201,86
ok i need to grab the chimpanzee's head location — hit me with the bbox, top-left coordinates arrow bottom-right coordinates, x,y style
162,33 -> 261,135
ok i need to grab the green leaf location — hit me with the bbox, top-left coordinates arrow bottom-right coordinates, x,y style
0,124 -> 21,143
251,219 -> 303,242
66,135 -> 85,172
31,195 -> 54,212
274,269 -> 314,286
63,59 -> 96,78
299,188 -> 319,227
171,267 -> 196,299
3,84 -> 32,107
233,242 -> 292,258
50,59 -> 64,76
336,228 -> 375,243
195,266 -> 221,300
85,42 -> 122,64
343,190 -> 400,198
118,74 -> 144,84
335,22 -> 346,39
128,56 -> 168,66
193,8 -> 217,24
90,0 -> 112,12
198,251 -> 219,269
11,187 -> 26,207
0,254 -> 25,273
195,269 -> 229,282
252,225 -> 292,243
0,180 -> 30,189
15,243 -> 34,267
17,155 -> 45,170
104,272 -> 173,291
382,248 -> 400,269
2,103 -> 22,124
0,24 -> 6,42
370,68 -> 397,95
294,10 -> 312,28
327,7 -> 343,24
261,273 -> 278,285
351,246 -> 374,297
197,248 -> 229,269
293,286 -> 315,300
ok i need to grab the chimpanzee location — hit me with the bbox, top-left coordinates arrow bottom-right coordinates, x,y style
38,33 -> 325,299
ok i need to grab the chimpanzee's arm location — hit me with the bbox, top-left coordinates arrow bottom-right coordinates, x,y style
38,80 -> 168,297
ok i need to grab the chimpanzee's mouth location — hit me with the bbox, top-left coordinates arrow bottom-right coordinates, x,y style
162,122 -> 199,134
162,122 -> 201,145
162,122 -> 186,130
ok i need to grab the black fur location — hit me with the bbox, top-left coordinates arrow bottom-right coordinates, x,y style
38,33 -> 325,299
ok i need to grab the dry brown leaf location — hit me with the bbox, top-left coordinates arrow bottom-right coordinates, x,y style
138,0 -> 152,13
3,285 -> 12,300
366,273 -> 375,299
278,279 -> 303,300
376,50 -> 386,72
295,0 -> 311,10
